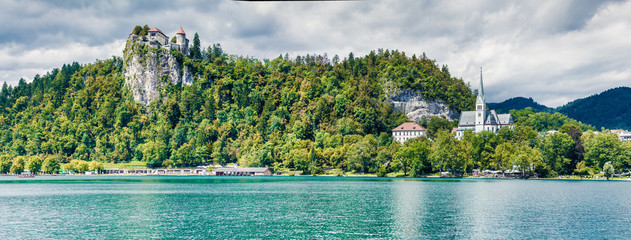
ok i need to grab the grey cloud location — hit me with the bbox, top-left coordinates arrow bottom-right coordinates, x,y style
0,0 -> 630,108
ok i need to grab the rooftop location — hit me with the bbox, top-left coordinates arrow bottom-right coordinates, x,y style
148,27 -> 165,35
392,122 -> 426,132
177,27 -> 186,34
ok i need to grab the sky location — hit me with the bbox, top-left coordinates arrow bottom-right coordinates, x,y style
1,0 -> 630,107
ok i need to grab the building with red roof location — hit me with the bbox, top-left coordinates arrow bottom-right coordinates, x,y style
392,122 -> 427,143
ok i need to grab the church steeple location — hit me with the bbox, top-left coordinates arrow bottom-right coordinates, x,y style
475,67 -> 486,132
479,67 -> 484,97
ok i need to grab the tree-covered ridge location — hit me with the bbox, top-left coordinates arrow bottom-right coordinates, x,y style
488,87 -> 631,130
556,87 -> 631,130
488,97 -> 551,114
0,41 -> 474,172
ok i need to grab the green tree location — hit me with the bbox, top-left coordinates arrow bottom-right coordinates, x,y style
574,161 -> 593,176
511,142 -> 544,177
190,32 -> 201,59
603,161 -> 614,180
540,132 -> 575,175
10,156 -> 25,174
395,137 -> 432,177
42,155 -> 61,174
140,24 -> 149,36
172,142 -> 200,167
89,161 -> 104,173
426,116 -> 454,138
26,156 -> 42,174
133,25 -> 142,35
430,131 -> 466,176
582,132 -> 625,171
143,141 -> 168,168
347,135 -> 378,174
493,142 -> 515,171
65,160 -> 89,173
0,155 -> 12,174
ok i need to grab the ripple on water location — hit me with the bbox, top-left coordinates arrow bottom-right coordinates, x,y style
0,176 -> 630,239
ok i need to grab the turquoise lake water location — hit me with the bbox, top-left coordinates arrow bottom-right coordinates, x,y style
0,176 -> 629,239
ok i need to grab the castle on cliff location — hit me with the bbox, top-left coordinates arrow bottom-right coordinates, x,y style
128,27 -> 189,55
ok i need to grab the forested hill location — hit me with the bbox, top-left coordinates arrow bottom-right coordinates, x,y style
488,97 -> 551,114
0,38 -> 475,171
556,87 -> 631,130
489,88 -> 631,130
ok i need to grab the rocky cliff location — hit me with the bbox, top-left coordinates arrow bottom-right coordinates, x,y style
123,42 -> 193,106
388,90 -> 459,122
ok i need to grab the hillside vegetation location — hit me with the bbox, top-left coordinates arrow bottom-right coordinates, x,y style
556,87 -> 631,130
0,39 -> 474,172
0,30 -> 627,177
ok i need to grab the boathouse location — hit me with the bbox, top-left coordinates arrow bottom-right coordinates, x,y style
214,167 -> 272,176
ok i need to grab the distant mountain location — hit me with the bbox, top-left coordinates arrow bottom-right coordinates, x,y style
556,87 -> 631,130
488,97 -> 551,114
490,87 -> 631,130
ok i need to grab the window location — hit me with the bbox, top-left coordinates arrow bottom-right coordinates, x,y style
477,105 -> 482,110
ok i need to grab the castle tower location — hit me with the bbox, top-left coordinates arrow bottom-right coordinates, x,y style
475,67 -> 486,132
176,27 -> 189,55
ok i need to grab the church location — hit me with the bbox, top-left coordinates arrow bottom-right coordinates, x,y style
455,69 -> 514,139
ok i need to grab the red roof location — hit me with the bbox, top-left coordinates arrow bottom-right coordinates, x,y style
148,27 -> 165,36
176,27 -> 186,35
392,122 -> 426,132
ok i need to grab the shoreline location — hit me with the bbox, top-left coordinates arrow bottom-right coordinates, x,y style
3,173 -> 629,181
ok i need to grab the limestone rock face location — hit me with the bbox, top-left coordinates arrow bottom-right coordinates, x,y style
388,90 -> 459,122
124,43 -> 191,106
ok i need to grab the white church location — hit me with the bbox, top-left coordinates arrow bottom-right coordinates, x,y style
455,69 -> 514,139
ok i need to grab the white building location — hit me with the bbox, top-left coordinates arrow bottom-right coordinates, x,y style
456,69 -> 513,139
392,122 -> 427,143
613,130 -> 631,142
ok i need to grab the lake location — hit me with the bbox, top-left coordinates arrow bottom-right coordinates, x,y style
0,176 -> 629,239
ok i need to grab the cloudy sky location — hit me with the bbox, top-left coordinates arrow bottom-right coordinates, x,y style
1,0 -> 630,107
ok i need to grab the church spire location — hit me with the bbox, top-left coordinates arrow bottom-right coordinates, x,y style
479,67 -> 484,97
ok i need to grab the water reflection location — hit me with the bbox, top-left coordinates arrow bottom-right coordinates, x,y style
392,181 -> 424,238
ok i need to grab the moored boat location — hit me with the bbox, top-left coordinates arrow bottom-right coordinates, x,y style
17,173 -> 35,178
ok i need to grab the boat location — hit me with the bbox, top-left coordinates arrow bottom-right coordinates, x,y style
17,172 -> 35,178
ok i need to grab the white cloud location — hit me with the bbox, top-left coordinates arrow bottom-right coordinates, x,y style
0,40 -> 125,83
0,0 -> 629,107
